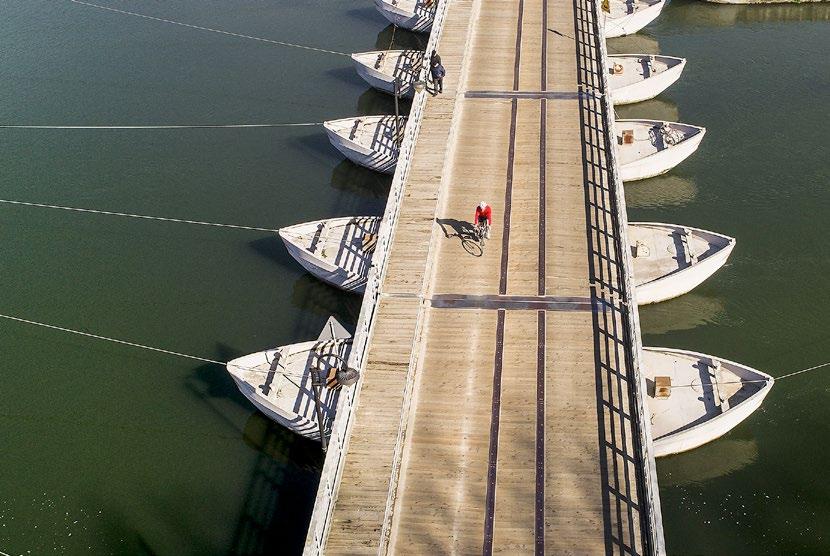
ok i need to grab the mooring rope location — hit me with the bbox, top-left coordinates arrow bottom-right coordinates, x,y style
0,199 -> 277,232
668,361 -> 830,389
0,122 -> 322,130
69,0 -> 351,57
0,312 -> 313,379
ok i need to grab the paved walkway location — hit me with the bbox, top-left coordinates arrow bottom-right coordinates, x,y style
321,0 -> 662,553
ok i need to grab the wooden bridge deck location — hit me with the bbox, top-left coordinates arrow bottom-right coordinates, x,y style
321,0 -> 661,553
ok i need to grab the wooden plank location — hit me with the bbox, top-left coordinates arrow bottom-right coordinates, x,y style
320,0 -> 657,551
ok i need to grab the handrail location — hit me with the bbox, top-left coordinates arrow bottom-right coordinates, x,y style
302,2 -> 450,553
594,1 -> 666,553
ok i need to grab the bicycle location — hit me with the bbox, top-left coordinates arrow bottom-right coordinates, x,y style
474,221 -> 490,250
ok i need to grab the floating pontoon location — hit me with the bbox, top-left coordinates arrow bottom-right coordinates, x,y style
630,223 -> 735,305
643,347 -> 774,457
351,50 -> 424,97
324,115 -> 406,174
603,0 -> 666,38
226,320 -> 354,441
279,216 -> 381,292
616,119 -> 706,181
608,54 -> 686,105
374,0 -> 435,32
282,217 -> 733,305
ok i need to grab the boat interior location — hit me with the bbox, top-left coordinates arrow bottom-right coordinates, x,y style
233,340 -> 352,427
361,50 -> 423,84
386,0 -> 438,18
629,224 -> 729,284
608,0 -> 662,18
608,55 -> 681,88
642,349 -> 768,440
292,217 -> 380,277
329,116 -> 405,157
616,121 -> 701,165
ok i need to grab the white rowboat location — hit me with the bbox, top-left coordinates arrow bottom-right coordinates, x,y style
603,0 -> 666,38
630,223 -> 735,305
283,217 -> 732,304
324,115 -> 406,174
608,54 -> 686,105
279,217 -> 381,292
616,119 -> 706,181
351,50 -> 424,97
227,329 -> 353,441
643,347 -> 774,457
374,0 -> 435,32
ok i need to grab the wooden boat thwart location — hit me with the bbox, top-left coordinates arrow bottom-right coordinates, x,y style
351,50 -> 424,97
643,347 -> 774,457
227,336 -> 353,441
603,0 -> 666,38
324,115 -> 406,174
608,54 -> 686,105
374,0 -> 435,32
616,119 -> 706,181
279,216 -> 381,292
630,223 -> 735,305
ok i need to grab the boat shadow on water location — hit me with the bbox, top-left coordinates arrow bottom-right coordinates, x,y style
375,24 -> 429,51
248,235 -> 297,269
329,159 -> 392,200
185,344 -> 251,413
325,65 -> 366,89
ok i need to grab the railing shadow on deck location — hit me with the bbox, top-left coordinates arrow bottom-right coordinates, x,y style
573,0 -> 664,554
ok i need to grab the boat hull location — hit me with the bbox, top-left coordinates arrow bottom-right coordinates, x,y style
351,52 -> 419,98
610,58 -> 686,105
229,373 -> 331,440
619,127 -> 705,181
324,122 -> 399,174
633,229 -> 735,304
604,1 -> 665,38
374,0 -> 433,32
279,231 -> 369,293
653,386 -> 770,457
353,60 -> 411,97
645,347 -> 774,457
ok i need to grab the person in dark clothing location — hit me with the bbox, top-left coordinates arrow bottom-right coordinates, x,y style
430,49 -> 441,68
430,60 -> 445,95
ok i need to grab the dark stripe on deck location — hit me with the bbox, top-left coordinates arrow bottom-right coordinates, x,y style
483,309 -> 506,555
465,90 -> 588,100
536,0 -> 548,551
430,294 -> 593,311
484,0 -> 524,552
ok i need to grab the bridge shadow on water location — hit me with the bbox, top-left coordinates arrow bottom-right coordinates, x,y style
228,412 -> 324,556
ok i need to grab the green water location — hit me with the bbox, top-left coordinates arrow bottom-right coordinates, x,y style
0,0 -> 827,554
613,1 -> 830,553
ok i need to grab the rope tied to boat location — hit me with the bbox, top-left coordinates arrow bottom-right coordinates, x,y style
0,312 -> 315,379
0,199 -> 278,233
0,122 -> 324,130
667,361 -> 830,389
69,0 -> 351,57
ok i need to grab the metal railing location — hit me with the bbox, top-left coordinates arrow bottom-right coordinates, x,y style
302,2 -> 450,553
593,2 -> 666,553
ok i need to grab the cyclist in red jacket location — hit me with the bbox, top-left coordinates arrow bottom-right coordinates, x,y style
474,201 -> 492,239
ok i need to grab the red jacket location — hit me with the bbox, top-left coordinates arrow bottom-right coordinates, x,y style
474,205 -> 492,225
